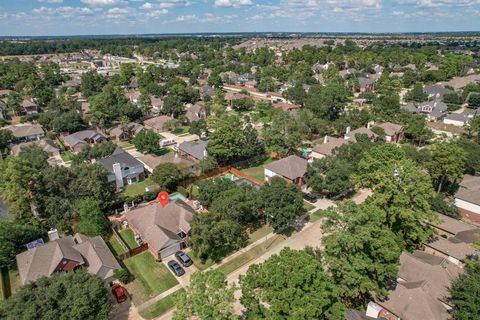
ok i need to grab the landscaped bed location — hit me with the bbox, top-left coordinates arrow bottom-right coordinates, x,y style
119,228 -> 138,249
124,251 -> 178,305
139,288 -> 185,319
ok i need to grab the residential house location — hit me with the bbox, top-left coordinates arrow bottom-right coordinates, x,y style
311,136 -> 348,160
0,89 -> 13,98
62,78 -> 82,89
81,102 -> 90,115
178,140 -> 207,162
6,123 -> 45,142
366,251 -> 462,320
454,174 -> 480,223
226,92 -> 249,107
125,199 -> 194,260
109,122 -> 144,141
425,228 -> 479,266
264,155 -> 308,186
417,100 -> 448,121
21,98 -> 38,115
62,130 -> 106,153
10,139 -> 60,157
150,96 -> 164,115
443,112 -> 471,127
125,90 -> 141,105
358,77 -> 375,93
97,148 -> 145,190
199,84 -> 214,97
143,115 -> 173,134
344,126 -> 378,142
273,102 -> 301,112
375,122 -> 404,143
16,233 -> 121,285
374,65 -> 384,75
185,102 -> 207,123
424,85 -> 453,100
138,153 -> 196,173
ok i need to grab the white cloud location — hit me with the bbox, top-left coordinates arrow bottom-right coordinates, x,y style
80,0 -> 128,6
38,0 -> 64,3
214,0 -> 253,8
32,6 -> 93,15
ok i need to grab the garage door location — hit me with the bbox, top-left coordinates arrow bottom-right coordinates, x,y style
160,243 -> 181,260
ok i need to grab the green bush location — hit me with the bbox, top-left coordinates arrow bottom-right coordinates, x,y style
430,194 -> 459,218
114,268 -> 131,284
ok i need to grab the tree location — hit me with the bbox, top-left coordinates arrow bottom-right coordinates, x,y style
283,83 -> 307,106
232,97 -> 255,112
131,129 -> 161,154
76,198 -> 110,237
0,220 -> 44,268
322,201 -> 402,305
404,114 -> 432,146
151,163 -> 184,192
259,177 -> 306,232
50,110 -> 86,133
427,143 -> 467,192
430,193 -> 459,218
308,157 -> 355,199
189,212 -> 247,261
240,248 -> 345,320
305,83 -> 348,121
449,261 -> 480,320
173,271 -> 237,320
455,139 -> 480,175
0,129 -> 14,152
262,111 -> 307,156
210,185 -> 259,224
81,70 -> 106,98
18,145 -> 50,170
405,82 -> 427,102
198,156 -> 218,174
73,141 -> 117,164
196,178 -> 237,207
0,270 -> 110,320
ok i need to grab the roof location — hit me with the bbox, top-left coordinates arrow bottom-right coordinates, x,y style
312,137 -> 348,156
424,85 -> 453,98
97,148 -> 143,174
63,130 -> 105,148
455,174 -> 480,205
401,103 -> 419,113
429,213 -> 478,235
427,234 -> 478,261
138,153 -> 196,172
72,234 -> 121,281
178,140 -> 207,161
186,103 -> 206,122
10,139 -> 59,156
345,127 -> 378,141
345,310 -> 377,320
273,102 -> 301,112
16,236 -> 84,285
376,122 -> 404,136
444,113 -> 470,123
125,199 -> 194,253
21,99 -> 37,109
6,123 -> 44,138
109,122 -> 144,138
359,77 -> 375,87
265,155 -> 308,180
144,116 -> 173,132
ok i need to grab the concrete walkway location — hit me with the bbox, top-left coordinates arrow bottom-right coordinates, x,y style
136,284 -> 182,311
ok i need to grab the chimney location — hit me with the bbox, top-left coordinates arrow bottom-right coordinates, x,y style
323,136 -> 329,144
203,149 -> 208,158
346,126 -> 351,135
113,162 -> 124,190
48,229 -> 59,241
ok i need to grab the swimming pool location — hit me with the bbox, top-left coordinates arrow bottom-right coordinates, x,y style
170,193 -> 187,201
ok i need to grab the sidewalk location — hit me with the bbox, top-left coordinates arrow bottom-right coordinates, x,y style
136,284 -> 182,311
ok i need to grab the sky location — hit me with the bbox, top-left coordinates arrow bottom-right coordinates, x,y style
0,0 -> 480,36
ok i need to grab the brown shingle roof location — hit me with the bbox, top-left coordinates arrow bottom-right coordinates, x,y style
455,175 -> 480,205
312,137 -> 348,157
376,122 -> 404,136
143,116 -> 173,132
265,155 -> 307,180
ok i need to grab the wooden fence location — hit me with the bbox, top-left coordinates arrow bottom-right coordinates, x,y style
230,168 -> 264,186
179,166 -> 232,188
118,243 -> 149,261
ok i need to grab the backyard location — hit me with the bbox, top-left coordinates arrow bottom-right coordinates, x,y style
240,157 -> 274,182
119,228 -> 138,249
122,178 -> 158,198
124,251 -> 178,305
106,233 -> 127,256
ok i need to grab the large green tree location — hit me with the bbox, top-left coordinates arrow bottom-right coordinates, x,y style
131,129 -> 161,155
76,198 -> 110,237
151,163 -> 184,193
427,142 -> 467,193
0,220 -> 44,268
449,261 -> 480,320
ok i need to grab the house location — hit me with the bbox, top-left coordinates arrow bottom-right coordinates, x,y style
21,98 -> 38,115
366,251 -> 462,320
0,89 -> 13,98
311,136 -> 348,160
375,122 -> 404,143
62,78 -> 82,89
199,84 -> 214,97
97,148 -> 145,190
273,102 -> 301,112
125,199 -> 194,260
10,139 -> 60,156
143,116 -> 173,133
125,90 -> 141,104
138,153 -> 196,173
374,65 -> 384,75
6,123 -> 45,142
454,175 -> 480,223
428,213 -> 479,238
417,100 -> 448,121
150,96 -> 164,115
344,126 -> 378,142
16,234 -> 121,285
264,155 -> 308,186
424,85 -> 453,100
443,112 -> 471,127
81,102 -> 90,115
178,140 -> 208,162
62,130 -> 106,153
185,102 -> 207,123
425,229 -> 479,265
109,122 -> 144,141
358,77 -> 375,92
226,92 -> 249,107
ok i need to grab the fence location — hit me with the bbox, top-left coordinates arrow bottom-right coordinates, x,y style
179,166 -> 231,188
230,167 -> 264,186
117,243 -> 149,261
231,154 -> 269,170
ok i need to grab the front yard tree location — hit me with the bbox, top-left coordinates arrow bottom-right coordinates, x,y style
196,178 -> 237,207
449,261 -> 480,320
0,270 -> 110,320
322,201 -> 402,305
151,163 -> 184,193
76,198 -> 110,237
173,271 -> 237,320
131,129 -> 161,154
427,142 -> 467,193
240,248 -> 345,319
259,177 -> 306,232
404,114 -> 432,146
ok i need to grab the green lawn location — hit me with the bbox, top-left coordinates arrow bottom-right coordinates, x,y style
119,229 -> 138,249
240,157 -> 274,182
106,234 -> 126,256
173,127 -> 190,135
60,151 -> 75,162
216,235 -> 286,276
122,178 -> 157,198
190,255 -> 215,272
114,140 -> 134,149
139,289 -> 185,320
0,268 -> 21,301
124,252 -> 178,305
304,201 -> 315,212
310,209 -> 326,222
247,224 -> 273,244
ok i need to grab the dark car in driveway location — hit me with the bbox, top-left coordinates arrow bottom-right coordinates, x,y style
175,251 -> 193,267
303,192 -> 317,203
168,260 -> 185,276
112,284 -> 128,303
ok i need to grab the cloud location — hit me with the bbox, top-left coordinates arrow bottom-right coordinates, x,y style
214,0 -> 253,8
38,0 -> 64,3
32,6 -> 93,16
141,0 -> 191,9
80,0 -> 128,6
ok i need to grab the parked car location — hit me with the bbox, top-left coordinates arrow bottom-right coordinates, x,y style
175,251 -> 193,267
112,284 -> 128,303
168,260 -> 185,276
303,192 -> 317,203
160,139 -> 176,147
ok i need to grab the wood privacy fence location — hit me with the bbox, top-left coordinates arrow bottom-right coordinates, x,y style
179,166 -> 232,188
230,168 -> 264,186
118,243 -> 149,261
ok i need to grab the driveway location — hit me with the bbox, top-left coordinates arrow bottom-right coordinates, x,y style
162,259 -> 198,288
160,132 -> 199,145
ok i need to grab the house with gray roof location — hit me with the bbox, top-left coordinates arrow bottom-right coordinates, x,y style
125,199 -> 194,260
16,233 -> 121,285
178,140 -> 208,162
62,130 -> 106,153
144,115 -> 173,133
264,155 -> 308,186
21,98 -> 38,115
6,123 -> 45,142
358,77 -> 375,92
97,148 -> 145,190
10,139 -> 60,157
443,112 -> 471,127
424,84 -> 453,100
186,102 -> 207,123
108,122 -> 144,141
403,100 -> 448,121
454,174 -> 480,223
311,136 -> 348,160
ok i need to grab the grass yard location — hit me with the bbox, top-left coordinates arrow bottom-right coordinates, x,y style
139,289 -> 185,319
304,201 -> 315,212
190,255 -> 215,272
60,151 -> 75,162
216,235 -> 286,276
240,157 -> 274,182
122,178 -> 157,198
114,140 -> 134,149
124,252 -> 178,305
119,228 -> 138,249
310,209 -> 326,222
173,127 -> 190,136
0,268 -> 21,301
106,234 -> 126,256
247,224 -> 273,244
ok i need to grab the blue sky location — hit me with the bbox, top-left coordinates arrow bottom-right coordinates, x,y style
0,0 -> 479,36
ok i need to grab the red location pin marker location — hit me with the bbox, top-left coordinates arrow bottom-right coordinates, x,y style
157,192 -> 170,207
